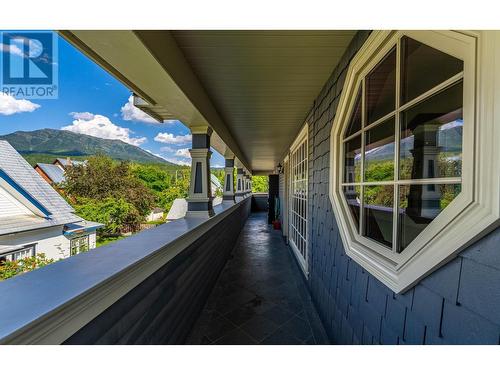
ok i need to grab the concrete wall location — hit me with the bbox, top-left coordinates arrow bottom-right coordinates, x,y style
64,198 -> 252,344
305,31 -> 500,344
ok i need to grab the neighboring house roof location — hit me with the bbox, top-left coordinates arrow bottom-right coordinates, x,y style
0,141 -> 88,235
166,196 -> 223,220
36,163 -> 65,184
210,174 -> 222,189
165,199 -> 187,220
0,244 -> 26,256
55,158 -> 86,168
63,220 -> 104,236
166,176 -> 224,220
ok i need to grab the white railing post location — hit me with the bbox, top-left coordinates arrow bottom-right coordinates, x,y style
186,125 -> 214,218
223,157 -> 235,202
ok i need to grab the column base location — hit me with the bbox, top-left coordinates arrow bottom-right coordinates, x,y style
223,194 -> 235,202
185,210 -> 215,219
185,200 -> 214,218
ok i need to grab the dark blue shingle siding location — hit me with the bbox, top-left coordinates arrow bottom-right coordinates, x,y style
305,30 -> 500,345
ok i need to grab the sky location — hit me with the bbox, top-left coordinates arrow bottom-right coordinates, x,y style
0,32 -> 225,167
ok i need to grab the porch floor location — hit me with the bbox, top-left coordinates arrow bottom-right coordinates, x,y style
186,212 -> 329,344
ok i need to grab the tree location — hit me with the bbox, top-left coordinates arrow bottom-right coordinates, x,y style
63,155 -> 155,219
73,197 -> 139,234
131,164 -> 172,193
157,178 -> 190,212
252,176 -> 268,193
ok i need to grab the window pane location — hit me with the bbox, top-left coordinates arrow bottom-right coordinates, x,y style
401,36 -> 463,104
364,117 -> 395,182
398,183 -> 461,252
345,87 -> 362,137
343,186 -> 361,232
344,136 -> 361,183
400,81 -> 463,180
363,185 -> 394,248
366,48 -> 396,125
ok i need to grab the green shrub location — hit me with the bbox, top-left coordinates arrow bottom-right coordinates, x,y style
0,254 -> 54,281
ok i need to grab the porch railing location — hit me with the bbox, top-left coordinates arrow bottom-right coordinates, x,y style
0,197 -> 252,344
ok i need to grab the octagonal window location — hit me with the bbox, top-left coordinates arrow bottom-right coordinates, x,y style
341,36 -> 464,254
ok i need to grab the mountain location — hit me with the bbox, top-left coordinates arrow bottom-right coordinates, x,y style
0,128 -> 175,166
364,125 -> 463,161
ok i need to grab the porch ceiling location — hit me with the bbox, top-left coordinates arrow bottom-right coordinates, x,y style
61,30 -> 356,173
170,31 -> 356,172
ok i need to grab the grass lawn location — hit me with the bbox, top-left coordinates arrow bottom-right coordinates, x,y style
96,235 -> 126,248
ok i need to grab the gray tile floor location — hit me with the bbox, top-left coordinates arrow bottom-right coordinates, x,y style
186,212 -> 329,345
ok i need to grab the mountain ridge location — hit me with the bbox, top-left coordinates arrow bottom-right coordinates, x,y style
0,128 -> 176,166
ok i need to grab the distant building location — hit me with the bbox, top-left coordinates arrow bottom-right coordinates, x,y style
0,141 -> 103,263
34,157 -> 86,186
146,208 -> 164,222
53,157 -> 86,169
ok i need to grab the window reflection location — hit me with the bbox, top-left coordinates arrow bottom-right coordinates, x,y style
366,48 -> 396,125
363,185 -> 394,248
398,184 -> 461,252
400,81 -> 463,180
364,118 -> 395,182
401,36 -> 463,104
344,136 -> 361,183
346,88 -> 362,137
343,186 -> 361,231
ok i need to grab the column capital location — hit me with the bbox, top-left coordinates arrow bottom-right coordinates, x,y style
190,125 -> 213,135
189,148 -> 212,158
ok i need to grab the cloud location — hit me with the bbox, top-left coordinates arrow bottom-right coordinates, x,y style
154,132 -> 192,145
160,146 -> 175,153
0,93 -> 40,115
175,148 -> 191,158
0,42 -> 24,57
121,95 -> 158,124
163,157 -> 191,166
62,112 -> 147,146
69,111 -> 94,121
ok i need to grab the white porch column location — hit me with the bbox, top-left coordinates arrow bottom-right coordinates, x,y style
236,168 -> 244,200
223,157 -> 235,202
186,126 -> 214,218
243,171 -> 249,197
247,173 -> 252,195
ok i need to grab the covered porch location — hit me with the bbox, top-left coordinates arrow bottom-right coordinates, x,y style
1,29 -> 499,345
186,212 -> 328,344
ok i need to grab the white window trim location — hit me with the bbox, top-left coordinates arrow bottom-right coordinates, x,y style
70,235 -> 90,256
289,123 -> 309,276
0,244 -> 36,262
329,30 -> 500,293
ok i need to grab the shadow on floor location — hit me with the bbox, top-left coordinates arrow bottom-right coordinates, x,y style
186,212 -> 329,344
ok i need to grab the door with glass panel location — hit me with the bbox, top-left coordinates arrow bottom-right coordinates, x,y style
288,126 -> 308,274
